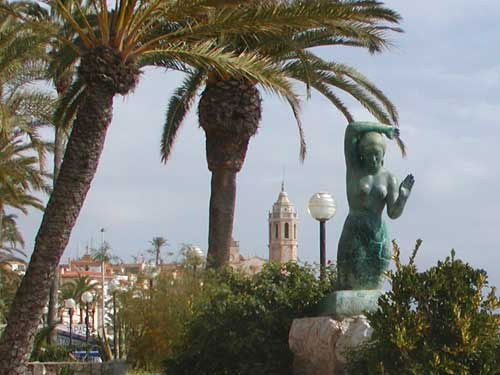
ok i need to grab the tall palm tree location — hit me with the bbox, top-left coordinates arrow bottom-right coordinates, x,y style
0,0 -> 307,371
161,0 -> 403,268
0,0 -> 54,246
37,0 -> 92,343
148,236 -> 169,266
3,0 -> 88,340
91,241 -> 120,263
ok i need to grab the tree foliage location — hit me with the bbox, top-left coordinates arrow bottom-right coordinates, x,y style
116,268 -> 202,372
346,240 -> 500,375
165,261 -> 336,375
0,266 -> 21,324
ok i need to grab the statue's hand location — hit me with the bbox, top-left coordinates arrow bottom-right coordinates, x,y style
399,174 -> 415,198
386,126 -> 400,140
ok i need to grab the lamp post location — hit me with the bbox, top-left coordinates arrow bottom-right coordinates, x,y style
308,192 -> 337,279
42,306 -> 49,328
81,291 -> 93,344
64,299 -> 76,346
108,279 -> 120,360
144,263 -> 160,293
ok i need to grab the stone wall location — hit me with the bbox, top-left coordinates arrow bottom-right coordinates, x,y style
26,360 -> 127,375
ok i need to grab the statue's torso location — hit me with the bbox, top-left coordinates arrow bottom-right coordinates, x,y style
339,167 -> 394,289
346,168 -> 393,216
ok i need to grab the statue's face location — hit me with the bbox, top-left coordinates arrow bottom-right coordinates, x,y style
360,145 -> 384,173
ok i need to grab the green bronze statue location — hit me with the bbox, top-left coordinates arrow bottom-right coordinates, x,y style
319,121 -> 414,318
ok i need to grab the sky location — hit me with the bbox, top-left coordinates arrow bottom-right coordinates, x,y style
18,1 -> 500,288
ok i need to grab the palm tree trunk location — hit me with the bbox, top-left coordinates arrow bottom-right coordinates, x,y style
199,78 -> 261,269
47,272 -> 59,345
48,76 -> 71,345
0,87 -> 114,374
207,169 -> 237,268
0,208 -> 4,247
47,127 -> 65,345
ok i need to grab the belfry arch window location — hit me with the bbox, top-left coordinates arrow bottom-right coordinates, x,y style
275,224 -> 278,238
294,224 -> 297,239
284,223 -> 289,239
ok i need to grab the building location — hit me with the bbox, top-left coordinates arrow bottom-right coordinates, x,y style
268,182 -> 298,263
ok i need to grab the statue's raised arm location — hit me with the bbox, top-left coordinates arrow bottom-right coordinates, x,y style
344,121 -> 399,169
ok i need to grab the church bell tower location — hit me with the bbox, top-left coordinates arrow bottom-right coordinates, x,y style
268,183 -> 298,262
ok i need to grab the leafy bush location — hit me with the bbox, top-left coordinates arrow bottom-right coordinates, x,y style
346,240 -> 500,375
31,343 -> 75,362
165,261 -> 335,375
118,269 -> 204,371
0,267 -> 21,323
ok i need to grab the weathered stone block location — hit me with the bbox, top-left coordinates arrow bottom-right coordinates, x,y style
289,316 -> 372,375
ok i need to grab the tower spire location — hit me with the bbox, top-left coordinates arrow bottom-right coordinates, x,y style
281,166 -> 286,192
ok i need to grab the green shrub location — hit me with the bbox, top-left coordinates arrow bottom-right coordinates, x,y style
346,240 -> 500,375
31,343 -> 75,362
165,261 -> 335,375
118,269 -> 205,371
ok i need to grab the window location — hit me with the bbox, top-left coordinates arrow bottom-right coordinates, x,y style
275,224 -> 278,238
284,223 -> 289,239
294,224 -> 297,239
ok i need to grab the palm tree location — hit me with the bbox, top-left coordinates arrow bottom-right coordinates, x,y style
148,236 -> 169,266
0,0 -> 54,247
0,1 -> 306,370
39,0 -> 92,343
161,0 -> 403,268
4,0 -> 89,341
91,241 -> 120,263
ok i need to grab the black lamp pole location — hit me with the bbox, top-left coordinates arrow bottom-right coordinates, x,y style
112,291 -> 117,359
68,308 -> 73,346
319,220 -> 326,280
85,302 -> 90,344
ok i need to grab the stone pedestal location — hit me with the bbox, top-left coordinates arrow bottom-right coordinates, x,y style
289,316 -> 372,375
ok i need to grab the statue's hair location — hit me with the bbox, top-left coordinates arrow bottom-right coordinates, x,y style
358,131 -> 386,154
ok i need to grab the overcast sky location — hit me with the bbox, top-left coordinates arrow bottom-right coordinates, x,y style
18,1 -> 500,288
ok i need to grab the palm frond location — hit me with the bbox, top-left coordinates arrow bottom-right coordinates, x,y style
142,42 -> 298,104
53,78 -> 86,130
161,69 -> 206,162
284,95 -> 306,161
310,81 -> 354,123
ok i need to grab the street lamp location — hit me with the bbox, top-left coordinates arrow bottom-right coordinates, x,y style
108,279 -> 120,360
64,299 -> 76,346
144,263 -> 160,291
81,291 -> 93,344
171,270 -> 177,286
308,192 -> 337,279
42,306 -> 49,328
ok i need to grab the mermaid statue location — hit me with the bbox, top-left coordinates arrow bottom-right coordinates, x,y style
319,121 -> 414,318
